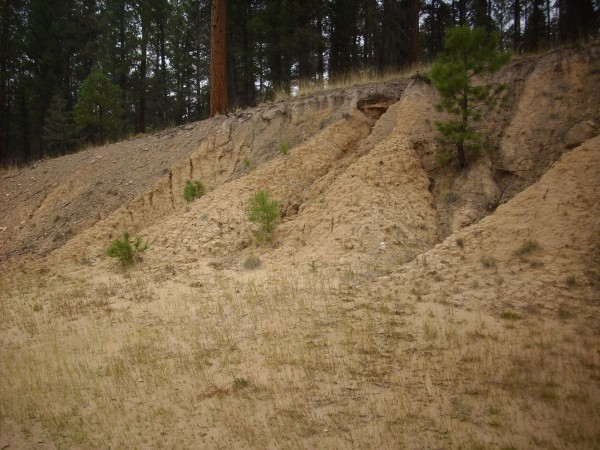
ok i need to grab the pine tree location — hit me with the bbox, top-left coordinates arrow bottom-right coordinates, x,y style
135,0 -> 150,133
421,0 -> 454,60
524,0 -> 548,52
74,70 -> 125,144
99,0 -> 137,128
228,0 -> 259,107
25,0 -> 73,159
43,95 -> 79,155
490,0 -> 513,50
472,0 -> 493,30
210,0 -> 227,116
246,189 -> 280,242
0,0 -> 28,164
330,0 -> 359,77
408,0 -> 420,64
557,0 -> 598,43
430,27 -> 510,169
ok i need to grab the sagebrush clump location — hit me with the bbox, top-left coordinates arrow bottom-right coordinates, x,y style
243,255 -> 262,270
183,179 -> 205,202
106,231 -> 148,266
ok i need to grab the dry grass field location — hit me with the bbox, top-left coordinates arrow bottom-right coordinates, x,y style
1,257 -> 599,449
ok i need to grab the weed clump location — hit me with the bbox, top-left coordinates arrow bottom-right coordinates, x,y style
183,179 -> 205,202
106,231 -> 148,266
279,143 -> 289,155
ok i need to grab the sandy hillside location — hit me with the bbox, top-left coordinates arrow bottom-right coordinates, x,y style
0,44 -> 599,449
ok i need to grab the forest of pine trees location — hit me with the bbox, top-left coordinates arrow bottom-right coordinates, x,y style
1,0 -> 598,165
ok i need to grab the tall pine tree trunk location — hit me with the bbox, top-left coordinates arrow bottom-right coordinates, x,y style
210,0 -> 227,116
458,0 -> 467,26
381,0 -> 395,69
513,0 -> 521,50
242,9 -> 255,107
18,80 -> 29,163
160,16 -> 168,126
0,1 -> 9,164
559,0 -> 597,43
409,0 -> 420,65
546,0 -> 551,41
118,0 -> 127,96
458,54 -> 468,169
137,6 -> 148,133
317,14 -> 325,87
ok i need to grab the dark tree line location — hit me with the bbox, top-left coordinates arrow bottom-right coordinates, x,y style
1,0 -> 598,165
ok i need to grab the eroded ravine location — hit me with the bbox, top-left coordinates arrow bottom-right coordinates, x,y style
0,82 -> 407,266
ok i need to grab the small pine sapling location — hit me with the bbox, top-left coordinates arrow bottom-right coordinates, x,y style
183,179 -> 206,202
246,189 -> 280,242
106,231 -> 148,266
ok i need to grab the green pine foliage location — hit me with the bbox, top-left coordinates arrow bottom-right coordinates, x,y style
74,70 -> 125,144
430,27 -> 510,169
43,95 -> 79,155
106,232 -> 148,267
183,179 -> 206,202
246,189 -> 280,242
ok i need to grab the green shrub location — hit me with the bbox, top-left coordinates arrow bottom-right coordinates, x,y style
106,231 -> 148,266
246,189 -> 280,242
183,179 -> 205,202
279,143 -> 289,155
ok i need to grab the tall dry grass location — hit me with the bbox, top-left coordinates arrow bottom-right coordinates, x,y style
0,162 -> 22,177
271,63 -> 433,103
1,264 -> 599,448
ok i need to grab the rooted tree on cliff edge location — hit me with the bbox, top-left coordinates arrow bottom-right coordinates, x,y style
430,27 -> 510,169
